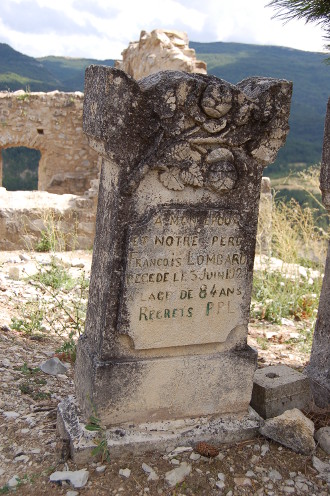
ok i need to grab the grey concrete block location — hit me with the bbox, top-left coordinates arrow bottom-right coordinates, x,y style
250,365 -> 312,419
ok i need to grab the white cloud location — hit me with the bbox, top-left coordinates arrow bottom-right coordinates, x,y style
0,0 -> 326,59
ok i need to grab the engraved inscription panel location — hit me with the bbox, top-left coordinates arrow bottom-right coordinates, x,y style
120,209 -> 250,349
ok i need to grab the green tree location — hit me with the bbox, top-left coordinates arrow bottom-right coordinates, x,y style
267,0 -> 330,51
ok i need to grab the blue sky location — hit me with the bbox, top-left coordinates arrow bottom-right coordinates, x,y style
0,0 -> 326,59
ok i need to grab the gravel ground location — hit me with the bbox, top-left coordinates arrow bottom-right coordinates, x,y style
0,250 -> 329,495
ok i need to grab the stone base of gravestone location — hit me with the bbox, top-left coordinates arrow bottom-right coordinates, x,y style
74,340 -> 258,426
57,396 -> 261,463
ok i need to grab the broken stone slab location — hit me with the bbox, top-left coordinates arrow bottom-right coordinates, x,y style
7,475 -> 20,488
315,426 -> 330,454
250,365 -> 311,419
49,469 -> 89,488
141,463 -> 158,481
57,396 -> 261,464
259,408 -> 315,455
119,468 -> 131,478
165,462 -> 192,487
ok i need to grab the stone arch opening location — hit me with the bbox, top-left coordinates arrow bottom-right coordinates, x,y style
1,146 -> 41,191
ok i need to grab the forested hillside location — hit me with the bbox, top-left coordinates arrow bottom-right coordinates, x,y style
0,41 -> 328,183
191,41 -> 329,174
0,44 -> 61,91
38,56 -> 115,91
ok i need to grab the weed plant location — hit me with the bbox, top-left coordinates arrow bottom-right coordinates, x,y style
252,191 -> 328,351
11,256 -> 88,361
34,209 -> 78,252
32,257 -> 75,290
11,300 -> 44,336
10,209 -> 88,358
15,362 -> 50,400
252,269 -> 322,324
85,413 -> 110,463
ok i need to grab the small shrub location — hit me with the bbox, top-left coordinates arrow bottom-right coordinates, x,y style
35,230 -> 51,252
252,191 -> 327,329
272,197 -> 328,265
32,258 -> 75,290
56,332 -> 77,363
11,301 -> 44,335
256,337 -> 269,350
252,269 -> 322,324
17,93 -> 30,101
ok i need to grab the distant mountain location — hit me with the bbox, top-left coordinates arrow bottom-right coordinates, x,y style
38,56 -> 115,92
0,43 -> 115,92
0,41 -> 328,174
0,43 -> 62,91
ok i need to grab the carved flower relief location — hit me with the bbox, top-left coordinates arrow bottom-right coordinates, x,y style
205,148 -> 237,193
201,83 -> 233,119
158,147 -> 237,194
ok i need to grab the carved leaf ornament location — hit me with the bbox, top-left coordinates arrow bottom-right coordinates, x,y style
159,163 -> 204,191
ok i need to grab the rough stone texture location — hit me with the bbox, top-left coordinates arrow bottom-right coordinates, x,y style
315,427 -> 330,454
57,66 -> 291,457
0,90 -> 99,195
39,357 -> 68,376
49,469 -> 89,488
251,365 -> 311,419
115,29 -> 207,80
0,182 -> 98,250
165,462 -> 192,487
259,408 -> 315,455
313,455 -> 330,484
306,97 -> 330,409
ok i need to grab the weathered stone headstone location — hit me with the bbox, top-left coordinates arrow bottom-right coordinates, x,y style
306,97 -> 330,408
58,67 -> 292,460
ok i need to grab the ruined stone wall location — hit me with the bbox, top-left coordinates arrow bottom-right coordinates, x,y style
115,29 -> 207,80
0,179 -> 98,251
0,90 -> 100,195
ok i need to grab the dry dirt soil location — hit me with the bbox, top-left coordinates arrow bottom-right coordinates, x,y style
0,251 -> 329,496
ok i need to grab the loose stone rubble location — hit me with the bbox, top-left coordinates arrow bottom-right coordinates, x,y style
259,408 -> 316,455
0,183 -> 98,250
315,426 -> 330,454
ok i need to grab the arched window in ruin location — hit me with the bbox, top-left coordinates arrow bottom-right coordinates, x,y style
1,146 -> 41,191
